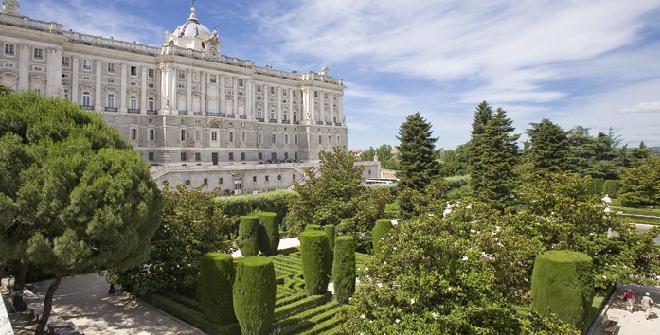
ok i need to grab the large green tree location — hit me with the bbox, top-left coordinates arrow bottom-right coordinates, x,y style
527,119 -> 569,172
397,113 -> 439,191
468,101 -> 494,192
0,92 -> 162,334
472,107 -> 520,209
618,156 -> 660,206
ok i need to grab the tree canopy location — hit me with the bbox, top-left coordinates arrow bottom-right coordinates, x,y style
397,113 -> 439,191
527,119 -> 569,172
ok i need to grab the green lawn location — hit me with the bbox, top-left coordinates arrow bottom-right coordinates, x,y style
613,206 -> 660,217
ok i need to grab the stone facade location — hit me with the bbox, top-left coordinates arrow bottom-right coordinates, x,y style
0,1 -> 346,164
0,1 -> 351,192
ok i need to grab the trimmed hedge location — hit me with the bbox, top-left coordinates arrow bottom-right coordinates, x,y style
603,180 -> 620,196
324,224 -> 335,251
531,250 -> 594,329
257,212 -> 279,256
233,256 -> 277,335
199,253 -> 235,325
299,231 -> 332,295
144,293 -> 240,335
332,236 -> 356,304
305,224 -> 322,231
239,216 -> 260,256
371,219 -> 393,254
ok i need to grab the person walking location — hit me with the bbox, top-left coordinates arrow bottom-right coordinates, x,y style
640,292 -> 655,319
624,289 -> 635,312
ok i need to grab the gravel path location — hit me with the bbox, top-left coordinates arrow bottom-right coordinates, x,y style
596,284 -> 659,335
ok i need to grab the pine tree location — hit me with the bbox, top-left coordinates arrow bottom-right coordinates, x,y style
527,118 -> 569,172
396,113 -> 438,191
473,108 -> 520,209
468,101 -> 494,194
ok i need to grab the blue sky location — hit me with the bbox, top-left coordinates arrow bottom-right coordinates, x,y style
20,0 -> 660,149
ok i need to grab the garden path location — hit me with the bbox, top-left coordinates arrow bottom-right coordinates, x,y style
231,237 -> 301,257
594,284 -> 659,335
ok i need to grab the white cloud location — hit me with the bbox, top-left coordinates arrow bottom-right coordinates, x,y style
619,102 -> 660,114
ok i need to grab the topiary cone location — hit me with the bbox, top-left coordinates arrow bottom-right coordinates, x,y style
371,219 -> 393,254
332,236 -> 356,304
239,216 -> 260,256
257,211 -> 279,256
531,250 -> 594,329
232,256 -> 276,335
299,230 -> 332,295
199,253 -> 235,325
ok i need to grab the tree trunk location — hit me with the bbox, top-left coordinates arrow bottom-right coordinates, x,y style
12,258 -> 28,311
108,283 -> 115,294
34,276 -> 62,335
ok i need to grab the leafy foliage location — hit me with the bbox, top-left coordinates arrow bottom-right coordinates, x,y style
116,186 -> 232,295
618,156 -> 660,206
257,212 -> 279,256
371,219 -> 392,254
239,216 -> 260,256
397,113 -> 439,191
359,144 -> 399,170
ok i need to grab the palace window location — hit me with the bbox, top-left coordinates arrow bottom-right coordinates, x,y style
258,152 -> 263,160
257,85 -> 262,93
219,178 -> 223,185
258,133 -> 262,144
209,75 -> 217,83
82,59 -> 92,70
294,134 -> 298,145
148,152 -> 154,161
284,152 -> 289,160
107,63 -> 116,73
81,92 -> 91,106
130,66 -> 137,77
4,43 -> 14,56
148,97 -> 155,111
228,152 -> 234,161
131,128 -> 137,141
195,152 -> 201,161
149,129 -> 155,141
241,131 -> 246,142
148,68 -> 155,79
181,152 -> 187,161
271,134 -> 277,145
130,96 -> 137,110
314,91 -> 318,98
238,79 -> 243,87
253,176 -> 257,182
240,152 -> 245,161
318,135 -> 322,145
181,129 -> 186,141
33,48 -> 43,60
211,130 -> 218,141
61,57 -> 70,67
270,87 -> 275,94
284,134 -> 289,145
178,70 -> 186,80
106,94 -> 115,108
228,131 -> 234,143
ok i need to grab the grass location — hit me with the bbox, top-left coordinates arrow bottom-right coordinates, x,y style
613,206 -> 660,217
615,215 -> 660,226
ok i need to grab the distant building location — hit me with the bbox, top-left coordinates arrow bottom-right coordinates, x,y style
0,0 -> 352,193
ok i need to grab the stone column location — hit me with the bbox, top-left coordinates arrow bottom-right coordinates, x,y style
46,48 -> 62,97
95,60 -> 102,111
339,93 -> 344,125
288,88 -> 293,122
140,65 -> 147,114
232,77 -> 238,116
186,69 -> 192,113
171,67 -> 178,115
18,44 -> 28,91
245,78 -> 252,117
276,86 -> 282,122
120,63 -> 127,113
201,72 -> 206,115
264,84 -> 269,120
220,74 -> 225,115
71,56 -> 79,104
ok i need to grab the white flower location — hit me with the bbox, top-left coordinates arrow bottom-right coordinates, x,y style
361,314 -> 366,319
395,319 -> 401,324
461,256 -> 468,261
391,219 -> 399,226
470,229 -> 476,234
431,312 -> 438,319
410,298 -> 416,305
377,282 -> 383,288
448,287 -> 452,292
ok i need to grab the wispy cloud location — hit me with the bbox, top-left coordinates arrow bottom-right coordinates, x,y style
619,102 -> 660,114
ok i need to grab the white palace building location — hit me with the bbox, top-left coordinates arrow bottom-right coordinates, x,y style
0,0 -> 381,193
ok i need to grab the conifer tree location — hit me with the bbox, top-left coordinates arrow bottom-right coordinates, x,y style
527,118 -> 569,172
473,107 -> 520,209
468,101 -> 494,193
396,113 -> 438,191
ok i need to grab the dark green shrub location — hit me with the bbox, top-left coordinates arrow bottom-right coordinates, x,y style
324,224 -> 335,251
232,256 -> 276,335
305,224 -> 322,231
531,250 -> 594,329
371,219 -> 393,254
603,180 -> 620,197
199,253 -> 235,325
239,216 -> 260,256
590,178 -> 604,195
299,231 -> 332,295
332,236 -> 356,304
383,202 -> 400,219
257,212 -> 279,256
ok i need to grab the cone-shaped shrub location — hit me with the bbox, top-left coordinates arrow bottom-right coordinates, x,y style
199,253 -> 235,325
371,219 -> 393,254
239,216 -> 260,256
257,212 -> 279,256
332,236 -> 356,304
531,250 -> 594,329
232,256 -> 276,335
305,224 -> 322,231
324,224 -> 335,251
300,230 -> 332,295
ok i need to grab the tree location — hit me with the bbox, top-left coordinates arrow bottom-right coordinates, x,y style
618,157 -> 660,207
0,92 -> 162,334
472,107 -> 520,209
526,119 -> 569,172
397,113 -> 439,191
116,185 -> 233,296
468,101 -> 494,192
288,146 -> 390,251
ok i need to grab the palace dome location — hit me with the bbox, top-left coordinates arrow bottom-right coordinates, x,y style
171,5 -> 212,40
